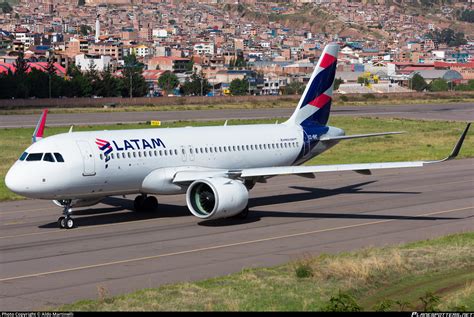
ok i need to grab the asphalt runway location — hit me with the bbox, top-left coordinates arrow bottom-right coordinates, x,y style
0,103 -> 472,128
0,158 -> 473,310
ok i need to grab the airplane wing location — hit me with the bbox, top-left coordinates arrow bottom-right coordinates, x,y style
319,131 -> 404,141
172,123 -> 470,183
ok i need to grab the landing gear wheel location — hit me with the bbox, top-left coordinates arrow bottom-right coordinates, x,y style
134,195 -> 146,212
57,199 -> 76,229
143,196 -> 158,212
58,216 -> 66,229
65,217 -> 74,229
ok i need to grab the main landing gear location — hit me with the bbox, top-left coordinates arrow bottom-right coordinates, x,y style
57,199 -> 75,229
134,194 -> 158,212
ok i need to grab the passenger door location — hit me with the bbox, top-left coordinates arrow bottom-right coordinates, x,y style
76,140 -> 96,176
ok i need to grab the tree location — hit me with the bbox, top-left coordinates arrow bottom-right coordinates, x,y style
14,51 -> 30,78
409,73 -> 428,92
158,72 -> 179,94
96,67 -> 121,97
426,28 -> 467,47
282,81 -> 304,95
79,25 -> 92,36
13,51 -> 30,98
428,79 -> 449,92
229,78 -> 248,96
121,54 -> 147,97
181,72 -> 210,96
185,57 -> 194,73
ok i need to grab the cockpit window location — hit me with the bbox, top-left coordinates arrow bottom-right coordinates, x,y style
54,153 -> 64,162
43,153 -> 55,162
26,153 -> 43,161
19,152 -> 28,161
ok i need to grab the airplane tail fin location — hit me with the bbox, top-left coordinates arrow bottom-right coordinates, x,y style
32,109 -> 48,143
285,43 -> 339,127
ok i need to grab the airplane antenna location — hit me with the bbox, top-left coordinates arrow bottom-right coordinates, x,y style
224,120 -> 228,126
68,125 -> 74,133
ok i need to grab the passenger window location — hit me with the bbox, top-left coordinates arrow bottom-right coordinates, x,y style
43,153 -> 55,162
182,148 -> 185,155
190,148 -> 193,154
133,152 -> 136,158
164,150 -> 168,156
210,147 -> 213,153
154,150 -> 157,156
232,146 -> 236,151
159,150 -> 163,156
174,149 -> 178,155
100,154 -> 103,160
127,152 -> 131,158
26,153 -> 43,161
54,153 -> 64,162
143,151 -> 147,157
19,152 -> 28,161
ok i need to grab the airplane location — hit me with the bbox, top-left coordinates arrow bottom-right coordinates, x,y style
4,43 -> 470,229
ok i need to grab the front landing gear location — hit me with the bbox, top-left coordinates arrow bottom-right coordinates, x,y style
134,194 -> 158,212
57,200 -> 75,229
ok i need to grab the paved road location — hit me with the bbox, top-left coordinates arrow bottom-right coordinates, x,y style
0,103 -> 472,128
0,158 -> 473,310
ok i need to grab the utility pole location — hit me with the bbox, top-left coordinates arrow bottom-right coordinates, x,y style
130,72 -> 133,99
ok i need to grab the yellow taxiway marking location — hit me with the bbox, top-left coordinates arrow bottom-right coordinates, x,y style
0,205 -> 471,283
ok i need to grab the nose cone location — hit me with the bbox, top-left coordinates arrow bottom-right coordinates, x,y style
5,164 -> 29,197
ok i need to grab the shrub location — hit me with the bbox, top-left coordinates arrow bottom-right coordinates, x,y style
323,290 -> 361,312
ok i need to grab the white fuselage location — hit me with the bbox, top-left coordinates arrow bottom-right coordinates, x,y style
5,123 -> 343,200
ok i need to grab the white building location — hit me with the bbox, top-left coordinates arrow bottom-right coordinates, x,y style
75,54 -> 113,72
194,43 -> 215,55
153,29 -> 168,38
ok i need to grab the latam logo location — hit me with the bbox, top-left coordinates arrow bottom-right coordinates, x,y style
95,138 -> 167,168
96,138 -> 113,168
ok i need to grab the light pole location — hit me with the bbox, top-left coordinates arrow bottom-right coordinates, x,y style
124,60 -> 140,99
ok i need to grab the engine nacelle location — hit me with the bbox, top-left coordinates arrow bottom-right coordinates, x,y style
53,197 -> 103,208
186,177 -> 248,220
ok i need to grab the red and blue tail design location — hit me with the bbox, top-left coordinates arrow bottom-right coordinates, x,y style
286,43 -> 339,127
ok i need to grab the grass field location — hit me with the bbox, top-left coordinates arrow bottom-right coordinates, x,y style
1,97 -> 473,115
57,232 -> 474,311
1,117 -> 472,201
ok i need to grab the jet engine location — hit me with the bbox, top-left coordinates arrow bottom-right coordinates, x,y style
186,177 -> 248,220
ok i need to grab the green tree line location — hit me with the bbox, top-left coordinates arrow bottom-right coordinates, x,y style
0,53 -> 148,99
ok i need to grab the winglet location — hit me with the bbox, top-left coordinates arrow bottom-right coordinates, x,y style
32,109 -> 48,143
447,123 -> 471,161
428,123 -> 471,164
